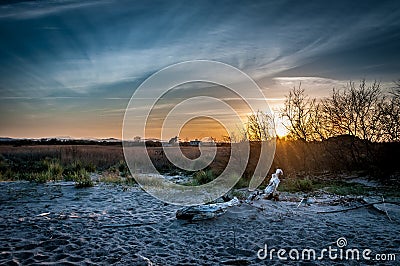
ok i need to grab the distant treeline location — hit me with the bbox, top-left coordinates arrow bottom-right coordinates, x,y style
0,138 -> 233,147
0,138 -> 122,146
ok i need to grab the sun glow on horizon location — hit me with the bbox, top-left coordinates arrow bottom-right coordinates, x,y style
275,123 -> 289,138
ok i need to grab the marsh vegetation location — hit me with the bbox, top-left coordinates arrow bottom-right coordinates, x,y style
1,80 -> 399,194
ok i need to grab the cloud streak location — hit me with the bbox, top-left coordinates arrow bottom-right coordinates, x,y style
0,0 -> 399,137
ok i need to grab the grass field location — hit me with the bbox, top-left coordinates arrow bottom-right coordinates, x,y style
0,142 -> 398,195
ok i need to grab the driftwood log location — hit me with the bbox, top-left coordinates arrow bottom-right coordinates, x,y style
176,197 -> 240,221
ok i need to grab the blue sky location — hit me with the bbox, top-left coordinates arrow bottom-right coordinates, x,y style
0,0 -> 399,138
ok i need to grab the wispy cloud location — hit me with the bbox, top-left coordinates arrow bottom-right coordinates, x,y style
0,0 -> 399,137
273,76 -> 346,87
0,0 -> 107,20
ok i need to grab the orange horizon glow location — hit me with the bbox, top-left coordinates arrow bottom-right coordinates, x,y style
1,111 -> 290,140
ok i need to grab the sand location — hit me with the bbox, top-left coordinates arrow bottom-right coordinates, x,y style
0,181 -> 399,265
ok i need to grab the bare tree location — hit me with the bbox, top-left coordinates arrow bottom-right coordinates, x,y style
322,80 -> 382,142
275,79 -> 400,177
228,124 -> 249,143
308,101 -> 334,141
378,98 -> 400,142
246,110 -> 275,141
378,80 -> 400,142
281,80 -> 399,144
281,84 -> 318,141
393,79 -> 400,97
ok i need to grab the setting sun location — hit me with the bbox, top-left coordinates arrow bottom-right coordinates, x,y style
275,123 -> 288,138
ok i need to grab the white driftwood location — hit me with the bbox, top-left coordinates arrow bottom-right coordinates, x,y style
37,212 -> 50,217
176,197 -> 240,221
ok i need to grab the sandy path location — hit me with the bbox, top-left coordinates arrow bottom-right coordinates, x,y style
0,182 -> 399,265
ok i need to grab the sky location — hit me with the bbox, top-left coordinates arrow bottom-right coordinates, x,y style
0,0 -> 399,139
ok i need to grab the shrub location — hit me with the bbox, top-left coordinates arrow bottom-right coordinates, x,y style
85,162 -> 96,172
117,160 -> 130,177
230,189 -> 247,200
234,177 -> 249,189
296,178 -> 314,192
280,177 -> 314,193
29,171 -> 52,183
1,168 -> 15,181
45,160 -> 64,180
193,170 -> 215,185
72,169 -> 93,188
117,160 -> 127,172
326,182 -> 370,196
